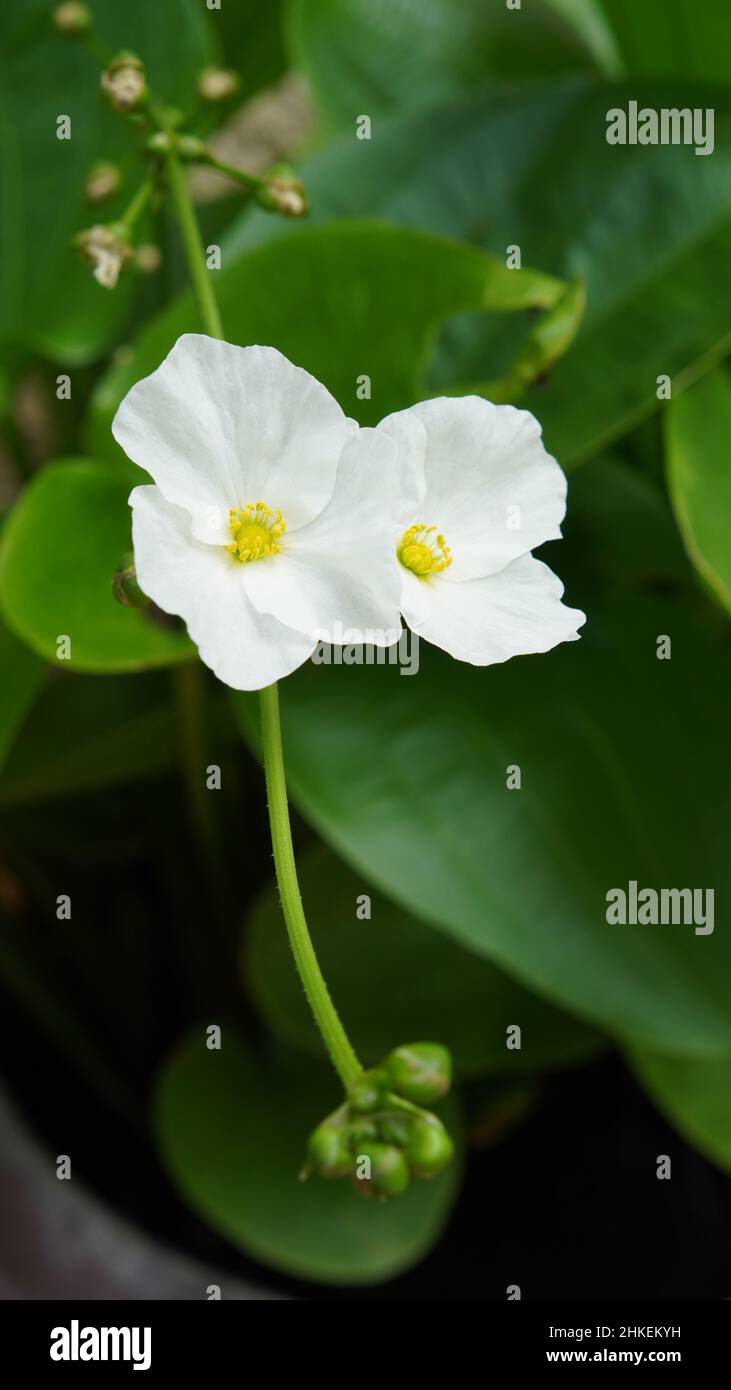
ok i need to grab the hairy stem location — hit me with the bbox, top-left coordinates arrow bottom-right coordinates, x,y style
259,683 -> 362,1087
163,141 -> 362,1088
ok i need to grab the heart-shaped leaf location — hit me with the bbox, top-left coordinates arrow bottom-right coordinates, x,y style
0,459 -> 193,671
155,1029 -> 461,1284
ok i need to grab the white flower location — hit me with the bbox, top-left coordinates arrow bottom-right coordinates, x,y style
378,396 -> 586,665
112,334 -> 402,690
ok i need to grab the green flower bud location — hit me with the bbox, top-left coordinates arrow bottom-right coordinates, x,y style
256,163 -> 308,219
101,53 -> 147,114
177,135 -> 209,163
378,1113 -> 411,1147
347,1067 -> 387,1113
52,3 -> 92,36
354,1142 -> 410,1198
348,1117 -> 378,1147
307,1122 -> 351,1180
146,131 -> 175,156
405,1116 -> 455,1179
112,553 -> 149,608
386,1042 -> 452,1105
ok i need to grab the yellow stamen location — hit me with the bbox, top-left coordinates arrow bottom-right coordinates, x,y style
227,500 -> 286,562
397,523 -> 452,577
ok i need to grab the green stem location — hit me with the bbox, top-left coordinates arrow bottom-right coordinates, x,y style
120,177 -> 153,232
199,153 -> 262,193
259,683 -> 362,1088
163,134 -> 361,1089
164,147 -> 223,339
80,30 -> 114,68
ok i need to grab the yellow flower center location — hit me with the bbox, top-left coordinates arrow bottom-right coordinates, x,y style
397,524 -> 452,577
227,501 -> 286,562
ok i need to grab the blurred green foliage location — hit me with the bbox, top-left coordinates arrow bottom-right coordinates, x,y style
1,0 -> 730,1285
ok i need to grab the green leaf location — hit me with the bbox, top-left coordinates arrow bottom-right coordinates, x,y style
232,459 -> 731,1058
0,618 -> 44,776
0,672 -> 176,806
665,368 -> 731,615
629,1051 -> 731,1174
0,0 -> 216,363
0,459 -> 193,671
222,80 -> 731,466
86,220 -> 564,455
601,0 -> 731,83
216,0 -> 287,100
244,842 -> 602,1078
288,0 -> 609,131
155,1029 -> 461,1284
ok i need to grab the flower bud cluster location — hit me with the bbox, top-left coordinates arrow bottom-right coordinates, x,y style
305,1042 -> 454,1199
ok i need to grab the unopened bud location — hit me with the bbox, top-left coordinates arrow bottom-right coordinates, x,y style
146,130 -> 175,156
84,161 -> 122,204
177,135 -> 208,162
354,1142 -> 410,1198
198,66 -> 240,102
347,1067 -> 387,1113
405,1116 -> 454,1179
136,243 -> 162,274
257,163 -> 308,219
75,223 -> 132,289
52,2 -> 91,35
347,1118 -> 379,1147
386,1042 -> 452,1105
112,553 -> 149,608
307,1122 -> 350,1179
377,1113 -> 411,1147
101,53 -> 147,114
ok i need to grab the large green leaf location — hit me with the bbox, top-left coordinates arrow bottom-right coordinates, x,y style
288,0 -> 609,132
601,0 -> 731,83
232,460 -> 731,1057
0,0 -> 216,363
216,0 -> 287,100
155,1029 -> 461,1284
86,220 -> 564,455
0,619 -> 44,776
665,368 -> 731,615
0,459 -> 193,671
0,672 -> 176,806
630,1051 -> 731,1174
244,842 -> 601,1078
222,80 -> 731,466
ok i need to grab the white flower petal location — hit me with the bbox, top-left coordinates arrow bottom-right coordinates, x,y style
400,553 -> 585,666
114,336 -> 356,545
375,406 -> 426,522
130,485 -> 315,690
242,428 -> 403,644
380,395 -> 568,581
